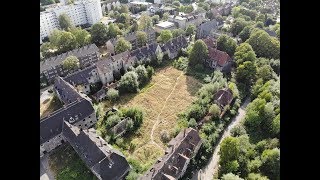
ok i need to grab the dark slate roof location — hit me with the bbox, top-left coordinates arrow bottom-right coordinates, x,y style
63,124 -> 131,179
40,44 -> 99,73
54,77 -> 83,104
96,57 -> 114,74
198,20 -> 218,36
64,65 -> 97,86
213,88 -> 233,107
124,32 -> 137,42
111,51 -> 130,62
141,128 -> 202,180
63,123 -> 107,167
91,153 -> 130,180
92,88 -> 106,100
40,98 -> 94,144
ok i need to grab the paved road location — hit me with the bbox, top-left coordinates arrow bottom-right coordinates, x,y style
191,98 -> 251,180
40,155 -> 55,180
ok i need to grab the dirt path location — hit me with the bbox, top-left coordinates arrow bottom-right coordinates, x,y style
191,98 -> 251,180
150,71 -> 184,150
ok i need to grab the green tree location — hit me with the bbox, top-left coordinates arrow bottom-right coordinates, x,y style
236,61 -> 257,88
135,65 -> 149,86
246,30 -> 280,59
125,170 -> 139,180
115,37 -> 132,54
247,173 -> 269,180
57,31 -> 77,53
70,27 -> 91,47
220,137 -> 241,175
90,23 -> 108,46
107,88 -> 119,102
188,39 -> 208,66
158,30 -> 173,43
221,173 -> 244,180
119,4 -> 129,14
173,1 -> 181,7
186,25 -> 196,36
230,18 -> 250,36
208,104 -> 221,118
152,15 -> 160,25
162,12 -> 170,21
40,42 -> 55,59
261,148 -> 280,180
188,118 -> 197,128
231,124 -> 247,137
172,28 -> 185,38
58,13 -> 73,30
122,107 -> 144,128
271,113 -> 280,138
217,34 -> 237,56
239,26 -> 253,42
62,56 -> 80,71
257,64 -> 274,82
119,71 -> 139,93
146,65 -> 154,78
138,13 -> 152,30
107,23 -> 122,39
136,31 -> 147,47
234,43 -> 256,65
41,0 -> 55,6
118,13 -> 131,26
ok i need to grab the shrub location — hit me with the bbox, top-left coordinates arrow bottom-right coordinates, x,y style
119,71 -> 139,93
160,130 -> 170,143
188,118 -> 197,128
107,88 -> 119,102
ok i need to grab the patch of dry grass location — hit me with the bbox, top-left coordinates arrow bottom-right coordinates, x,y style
99,66 -> 202,171
40,95 -> 62,119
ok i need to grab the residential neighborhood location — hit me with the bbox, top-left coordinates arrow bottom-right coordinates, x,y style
40,0 -> 280,179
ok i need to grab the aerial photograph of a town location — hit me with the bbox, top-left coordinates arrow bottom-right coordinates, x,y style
40,0 -> 280,179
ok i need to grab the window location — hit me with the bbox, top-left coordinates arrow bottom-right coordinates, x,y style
85,124 -> 87,127
90,121 -> 92,123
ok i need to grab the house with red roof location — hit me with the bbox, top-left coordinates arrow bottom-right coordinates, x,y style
202,37 -> 233,72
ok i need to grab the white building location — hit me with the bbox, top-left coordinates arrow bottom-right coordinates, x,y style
154,21 -> 175,33
40,0 -> 102,44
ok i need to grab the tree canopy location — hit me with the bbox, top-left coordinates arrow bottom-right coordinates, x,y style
188,39 -> 208,67
62,56 -> 80,71
217,34 -> 237,56
234,43 -> 256,65
115,37 -> 132,54
119,71 -> 139,93
158,30 -> 173,43
136,31 -> 147,47
90,23 -> 108,46
246,30 -> 280,59
58,13 -> 74,30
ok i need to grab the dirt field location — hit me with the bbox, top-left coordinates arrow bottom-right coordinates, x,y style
100,66 -> 202,171
40,94 -> 62,119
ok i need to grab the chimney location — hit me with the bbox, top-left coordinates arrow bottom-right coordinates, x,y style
100,140 -> 103,147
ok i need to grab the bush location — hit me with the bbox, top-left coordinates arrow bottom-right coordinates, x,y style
230,124 -> 247,137
119,71 -> 139,93
116,138 -> 124,148
160,130 -> 170,143
173,57 -> 189,71
146,65 -> 154,79
188,118 -> 197,128
107,88 -> 119,102
209,104 -> 221,118
122,107 -> 144,128
134,65 -> 149,86
126,170 -> 140,180
105,114 -> 121,128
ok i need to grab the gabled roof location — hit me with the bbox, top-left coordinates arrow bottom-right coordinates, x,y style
213,88 -> 233,107
96,58 -> 114,74
64,65 -> 97,86
208,48 -> 232,67
63,124 -> 131,179
198,20 -> 218,37
203,37 -> 216,49
141,128 -> 202,180
40,44 -> 99,73
54,77 -> 83,104
40,98 -> 94,144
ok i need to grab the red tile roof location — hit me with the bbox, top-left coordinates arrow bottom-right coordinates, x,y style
208,48 -> 231,67
203,37 -> 216,49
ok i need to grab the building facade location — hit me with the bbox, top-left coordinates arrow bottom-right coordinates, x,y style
40,0 -> 102,44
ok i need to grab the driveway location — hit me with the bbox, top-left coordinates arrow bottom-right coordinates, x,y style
40,155 -> 55,180
191,98 -> 251,180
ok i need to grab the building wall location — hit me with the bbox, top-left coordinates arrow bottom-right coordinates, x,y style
73,112 -> 97,130
40,0 -> 102,42
40,133 -> 64,157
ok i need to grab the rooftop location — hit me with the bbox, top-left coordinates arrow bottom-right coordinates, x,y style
155,21 -> 175,28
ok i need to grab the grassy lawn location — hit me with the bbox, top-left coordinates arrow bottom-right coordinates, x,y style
48,143 -> 97,180
98,66 -> 203,172
40,94 -> 62,119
